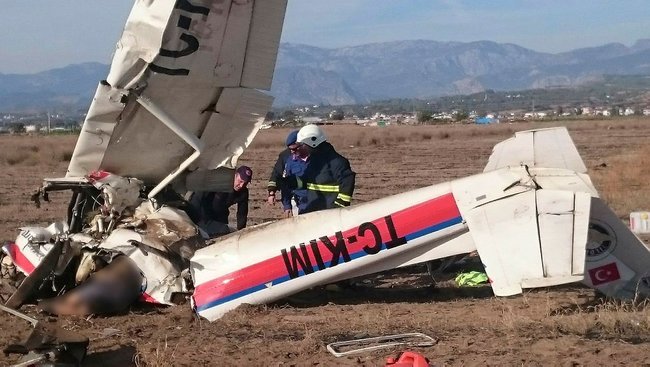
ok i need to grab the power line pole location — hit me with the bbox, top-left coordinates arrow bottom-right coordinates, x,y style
532,98 -> 535,114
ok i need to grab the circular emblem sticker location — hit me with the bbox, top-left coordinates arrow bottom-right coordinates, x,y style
586,219 -> 617,262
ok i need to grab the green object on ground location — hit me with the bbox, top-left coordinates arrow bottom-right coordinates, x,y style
455,271 -> 489,287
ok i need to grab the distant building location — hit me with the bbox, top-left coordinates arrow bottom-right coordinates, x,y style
301,116 -> 322,124
432,112 -> 453,121
523,112 -> 547,119
25,125 -> 39,133
475,116 -> 498,124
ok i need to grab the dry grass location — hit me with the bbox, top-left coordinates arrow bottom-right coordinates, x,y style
252,124 -> 516,150
252,121 -> 617,151
483,290 -> 650,345
1,119 -> 650,366
548,299 -> 650,341
253,120 -> 650,218
134,336 -> 179,367
0,135 -> 76,166
590,144 -> 650,215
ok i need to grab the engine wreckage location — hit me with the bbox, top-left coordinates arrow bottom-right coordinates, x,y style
2,0 -> 650,365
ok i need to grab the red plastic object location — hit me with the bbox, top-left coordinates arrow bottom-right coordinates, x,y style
385,351 -> 430,367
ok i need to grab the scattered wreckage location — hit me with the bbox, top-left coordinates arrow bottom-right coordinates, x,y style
5,127 -> 650,364
3,0 -> 650,365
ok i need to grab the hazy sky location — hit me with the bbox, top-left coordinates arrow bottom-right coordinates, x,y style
1,0 -> 649,74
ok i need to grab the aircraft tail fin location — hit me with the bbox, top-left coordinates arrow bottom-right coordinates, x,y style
463,127 -> 650,298
484,127 -> 587,174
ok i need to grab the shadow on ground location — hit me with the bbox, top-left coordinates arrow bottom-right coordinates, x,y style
272,263 -> 495,308
84,345 -> 137,366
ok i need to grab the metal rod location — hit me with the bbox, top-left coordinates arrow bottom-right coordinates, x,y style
136,95 -> 205,198
326,332 -> 436,357
0,304 -> 39,327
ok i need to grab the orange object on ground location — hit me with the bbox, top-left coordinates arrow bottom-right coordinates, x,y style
385,351 -> 430,367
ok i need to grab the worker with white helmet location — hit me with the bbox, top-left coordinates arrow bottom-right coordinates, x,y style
282,124 -> 355,214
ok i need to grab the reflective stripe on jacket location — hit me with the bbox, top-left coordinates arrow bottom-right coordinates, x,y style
300,142 -> 355,214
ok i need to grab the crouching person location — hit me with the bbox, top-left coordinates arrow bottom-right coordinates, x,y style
188,166 -> 253,238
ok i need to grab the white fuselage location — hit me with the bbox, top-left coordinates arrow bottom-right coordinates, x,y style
190,180 -> 472,321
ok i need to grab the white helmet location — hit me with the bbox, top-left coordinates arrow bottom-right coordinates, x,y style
297,124 -> 327,148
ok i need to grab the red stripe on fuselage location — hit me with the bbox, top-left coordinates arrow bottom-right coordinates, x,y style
139,292 -> 159,304
193,192 -> 460,307
4,242 -> 36,275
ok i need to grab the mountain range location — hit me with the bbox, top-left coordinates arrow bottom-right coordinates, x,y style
1,39 -> 650,112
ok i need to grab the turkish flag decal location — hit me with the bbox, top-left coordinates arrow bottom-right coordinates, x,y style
588,262 -> 621,286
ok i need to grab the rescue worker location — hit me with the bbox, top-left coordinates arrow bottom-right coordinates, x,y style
267,130 -> 308,218
189,165 -> 253,236
267,130 -> 297,205
284,124 -> 357,292
282,124 -> 355,214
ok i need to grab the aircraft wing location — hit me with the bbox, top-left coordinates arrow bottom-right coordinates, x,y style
484,127 -> 588,173
67,0 -> 287,196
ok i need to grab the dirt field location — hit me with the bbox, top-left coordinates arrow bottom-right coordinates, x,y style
1,119 -> 650,366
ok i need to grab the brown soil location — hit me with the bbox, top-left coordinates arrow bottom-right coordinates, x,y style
1,119 -> 650,366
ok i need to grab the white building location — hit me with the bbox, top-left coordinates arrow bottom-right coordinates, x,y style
301,116 -> 322,124
25,125 -> 40,133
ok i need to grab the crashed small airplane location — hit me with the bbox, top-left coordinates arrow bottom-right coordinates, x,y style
2,0 -> 288,362
2,0 -> 650,335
